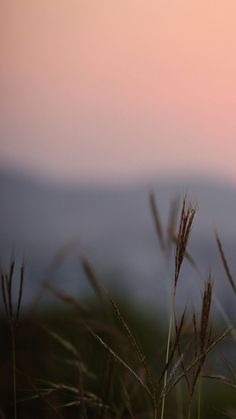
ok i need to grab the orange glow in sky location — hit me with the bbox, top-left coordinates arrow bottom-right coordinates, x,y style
1,1 -> 236,183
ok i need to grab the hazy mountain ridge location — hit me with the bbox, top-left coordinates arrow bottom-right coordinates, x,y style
1,168 -> 236,307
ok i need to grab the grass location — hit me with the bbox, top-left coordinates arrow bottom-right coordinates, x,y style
0,194 -> 236,418
1,256 -> 24,419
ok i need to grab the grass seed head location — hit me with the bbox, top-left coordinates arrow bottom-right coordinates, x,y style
174,197 -> 196,292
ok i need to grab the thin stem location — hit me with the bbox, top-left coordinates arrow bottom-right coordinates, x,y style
161,291 -> 174,419
154,405 -> 158,419
187,401 -> 192,419
176,379 -> 184,419
197,377 -> 202,419
11,325 -> 17,419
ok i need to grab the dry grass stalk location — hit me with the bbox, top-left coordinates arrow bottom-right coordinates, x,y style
170,231 -> 201,276
108,295 -> 155,392
168,223 -> 236,349
149,191 -> 165,252
187,279 -> 213,416
0,257 -> 24,419
203,374 -> 236,390
98,354 -> 114,419
174,198 -> 196,292
43,281 -> 88,315
174,309 -> 191,392
159,308 -> 186,384
161,198 -> 196,419
81,257 -> 107,305
160,326 -> 232,401
221,408 -> 236,419
120,382 -> 136,419
160,354 -> 184,399
185,278 -> 213,417
46,274 -> 158,416
215,231 -> 236,295
200,278 -> 213,353
86,325 -> 153,399
21,376 -> 105,416
167,196 -> 180,256
81,258 -> 156,397
22,375 -> 64,419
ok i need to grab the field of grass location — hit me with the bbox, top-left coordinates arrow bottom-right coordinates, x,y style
1,195 -> 236,418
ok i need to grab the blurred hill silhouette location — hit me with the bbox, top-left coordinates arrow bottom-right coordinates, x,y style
1,168 -> 236,312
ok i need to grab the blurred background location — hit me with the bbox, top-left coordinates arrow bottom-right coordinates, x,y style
1,0 -> 236,312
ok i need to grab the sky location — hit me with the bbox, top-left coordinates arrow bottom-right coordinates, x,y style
1,1 -> 236,184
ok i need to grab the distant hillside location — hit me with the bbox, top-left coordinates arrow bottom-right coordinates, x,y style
1,168 -> 236,310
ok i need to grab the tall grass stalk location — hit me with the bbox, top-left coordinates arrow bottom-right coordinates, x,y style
161,197 -> 196,419
0,258 -> 24,419
197,377 -> 202,419
11,324 -> 17,419
161,291 -> 175,419
150,192 -> 174,418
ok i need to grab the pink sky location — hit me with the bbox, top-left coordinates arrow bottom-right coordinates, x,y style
1,1 -> 236,183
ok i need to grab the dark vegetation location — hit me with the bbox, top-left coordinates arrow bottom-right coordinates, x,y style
1,195 -> 236,418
